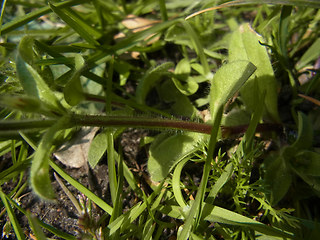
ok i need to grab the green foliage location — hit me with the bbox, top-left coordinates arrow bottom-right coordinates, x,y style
148,132 -> 205,182
229,23 -> 280,122
0,0 -> 319,239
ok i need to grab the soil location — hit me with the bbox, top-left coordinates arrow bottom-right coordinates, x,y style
0,129 -> 150,239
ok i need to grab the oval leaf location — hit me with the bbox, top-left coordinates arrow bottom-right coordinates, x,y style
229,23 -> 280,122
210,60 -> 256,118
148,132 -> 205,182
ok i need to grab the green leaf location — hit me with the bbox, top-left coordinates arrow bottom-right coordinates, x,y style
209,0 -> 320,9
0,0 -> 86,35
148,132 -> 204,182
18,36 -> 35,65
26,211 -> 47,240
0,95 -> 60,117
88,130 -> 109,168
229,23 -> 280,122
297,38 -> 320,69
172,157 -> 190,208
50,160 -> 113,215
136,62 -> 174,104
291,151 -> 320,192
290,112 -> 313,151
31,116 -> 71,200
63,54 -> 86,106
292,151 -> 320,177
210,60 -> 256,118
265,151 -> 292,205
203,204 -> 295,238
0,191 -> 25,240
181,60 -> 255,240
159,80 -> 196,117
172,58 -> 199,96
16,50 -> 65,115
206,163 -> 233,204
49,2 -> 101,46
113,18 -> 180,54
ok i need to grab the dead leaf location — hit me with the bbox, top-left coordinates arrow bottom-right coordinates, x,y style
121,14 -> 160,32
114,14 -> 161,59
54,127 -> 99,168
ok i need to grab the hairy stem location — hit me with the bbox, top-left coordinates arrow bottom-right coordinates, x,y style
0,114 -> 282,135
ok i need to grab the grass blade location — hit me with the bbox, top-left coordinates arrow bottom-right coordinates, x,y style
0,0 -> 86,35
49,2 -> 100,46
49,160 -> 113,215
203,204 -> 295,238
0,191 -> 25,240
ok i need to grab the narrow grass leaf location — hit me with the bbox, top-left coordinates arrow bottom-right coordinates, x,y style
297,38 -> 320,69
186,0 -> 320,19
26,211 -> 47,240
49,2 -> 100,46
206,163 -> 233,204
180,20 -> 212,79
0,191 -> 25,240
4,193 -> 76,240
142,218 -> 156,240
113,19 -> 180,53
0,0 -> 86,35
54,173 -> 82,215
204,204 -> 295,238
172,157 -> 190,208
107,181 -> 164,235
50,160 -> 113,215
229,23 -> 280,122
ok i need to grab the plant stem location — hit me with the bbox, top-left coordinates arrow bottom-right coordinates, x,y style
71,114 -> 212,134
0,115 -> 282,135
